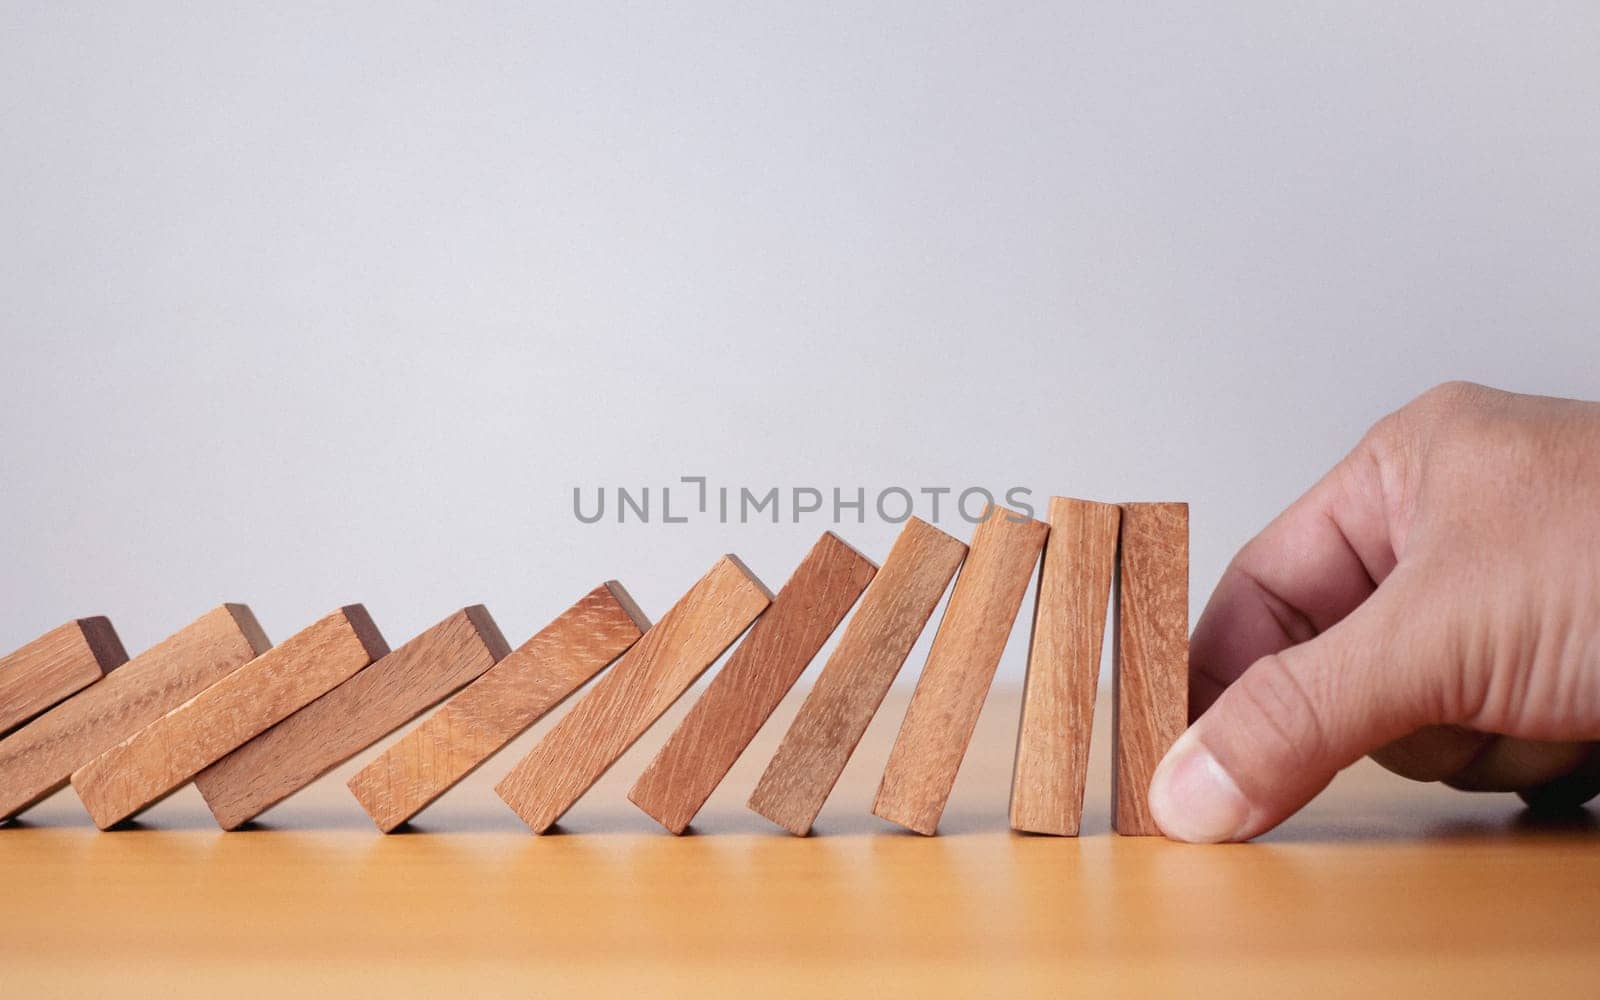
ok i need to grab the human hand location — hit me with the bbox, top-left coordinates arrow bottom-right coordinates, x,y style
1148,382 -> 1600,842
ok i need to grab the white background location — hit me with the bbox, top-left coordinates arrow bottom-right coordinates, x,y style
3,3 -> 1596,683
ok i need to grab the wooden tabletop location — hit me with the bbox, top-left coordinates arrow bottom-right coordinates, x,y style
3,684 -> 1597,997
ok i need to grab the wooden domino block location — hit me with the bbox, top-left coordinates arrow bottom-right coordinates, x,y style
1112,501 -> 1189,836
72,606 -> 388,829
0,605 -> 269,822
195,607 -> 508,830
1009,497 -> 1120,836
347,584 -> 648,832
872,506 -> 1049,835
747,518 -> 966,836
0,618 -> 128,735
496,556 -> 770,833
629,533 -> 876,834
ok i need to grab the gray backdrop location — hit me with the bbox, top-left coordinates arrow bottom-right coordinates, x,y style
3,3 -> 1596,684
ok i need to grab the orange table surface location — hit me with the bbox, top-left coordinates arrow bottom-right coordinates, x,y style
3,685 -> 1597,997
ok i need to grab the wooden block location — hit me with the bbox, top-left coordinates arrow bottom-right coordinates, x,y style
71,606 -> 388,829
194,607 -> 508,830
1009,497 -> 1120,836
496,556 -> 770,833
747,518 -> 966,836
0,605 -> 269,822
872,506 -> 1049,835
629,534 -> 877,834
0,618 -> 128,735
1112,501 -> 1189,836
347,584 -> 648,832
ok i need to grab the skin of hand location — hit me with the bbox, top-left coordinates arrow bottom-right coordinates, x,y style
1148,381 -> 1600,843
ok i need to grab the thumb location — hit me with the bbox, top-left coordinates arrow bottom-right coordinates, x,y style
1149,580 -> 1440,842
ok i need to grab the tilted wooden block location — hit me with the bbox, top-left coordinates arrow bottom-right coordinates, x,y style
195,607 -> 508,830
347,584 -> 649,832
1009,497 -> 1120,836
872,506 -> 1049,835
496,556 -> 771,833
0,605 -> 269,822
1112,502 -> 1189,836
0,618 -> 128,735
748,518 -> 966,836
629,533 -> 876,834
72,606 -> 388,829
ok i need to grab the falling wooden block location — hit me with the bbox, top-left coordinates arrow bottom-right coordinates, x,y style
194,607 -> 508,830
347,584 -> 648,832
1112,501 -> 1189,836
71,606 -> 388,829
1009,497 -> 1120,836
748,518 -> 966,836
872,506 -> 1049,835
0,618 -> 128,735
496,556 -> 770,833
629,534 -> 876,834
0,605 -> 269,822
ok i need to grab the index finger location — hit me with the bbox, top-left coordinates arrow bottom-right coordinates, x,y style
1190,436 -> 1400,719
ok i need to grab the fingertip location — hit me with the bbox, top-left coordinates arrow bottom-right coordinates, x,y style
1517,745 -> 1600,811
1148,728 -> 1253,844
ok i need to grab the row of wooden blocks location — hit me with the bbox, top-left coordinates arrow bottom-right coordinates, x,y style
0,500 -> 1188,836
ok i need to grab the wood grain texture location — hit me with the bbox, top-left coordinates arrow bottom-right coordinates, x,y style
748,518 -> 967,835
872,506 -> 1049,835
195,607 -> 509,830
629,533 -> 877,834
0,605 -> 269,822
1010,497 -> 1120,836
347,584 -> 649,832
0,618 -> 128,735
496,556 -> 771,834
1112,502 -> 1189,836
71,606 -> 388,830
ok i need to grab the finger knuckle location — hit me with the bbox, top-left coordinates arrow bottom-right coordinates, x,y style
1415,380 -> 1494,417
1379,381 -> 1492,443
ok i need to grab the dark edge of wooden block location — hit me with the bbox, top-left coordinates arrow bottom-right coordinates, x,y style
222,603 -> 273,656
463,605 -> 513,663
74,616 -> 129,674
603,581 -> 654,634
338,604 -> 391,662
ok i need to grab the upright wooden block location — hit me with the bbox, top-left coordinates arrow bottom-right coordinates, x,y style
195,607 -> 508,830
0,605 -> 269,822
496,556 -> 770,833
1009,497 -> 1120,836
72,606 -> 388,829
0,618 -> 128,735
629,534 -> 876,834
347,584 -> 648,832
1112,502 -> 1189,836
748,518 -> 966,836
872,506 -> 1049,835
